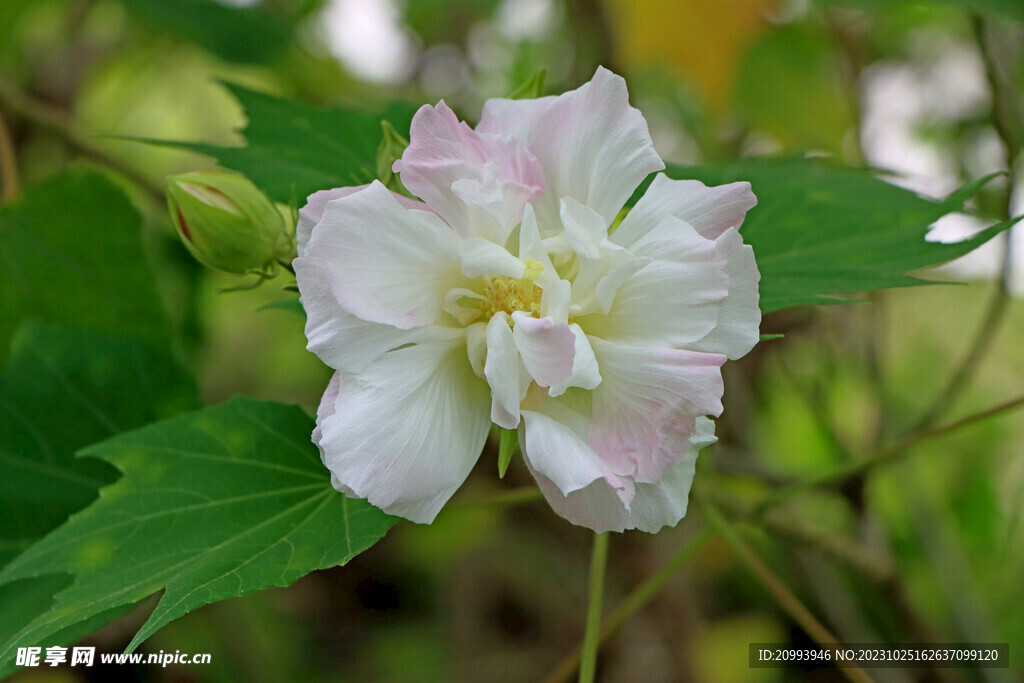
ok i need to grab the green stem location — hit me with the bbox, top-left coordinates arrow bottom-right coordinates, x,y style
578,532 -> 609,683
542,529 -> 712,683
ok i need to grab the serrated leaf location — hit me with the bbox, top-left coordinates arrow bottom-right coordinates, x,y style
0,398 -> 395,666
0,169 -> 170,355
649,159 -> 1012,313
0,322 -> 196,567
155,85 -> 419,204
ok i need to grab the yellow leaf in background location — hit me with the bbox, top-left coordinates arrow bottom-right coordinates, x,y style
604,0 -> 777,109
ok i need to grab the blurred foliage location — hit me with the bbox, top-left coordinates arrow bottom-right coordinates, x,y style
0,0 -> 1022,681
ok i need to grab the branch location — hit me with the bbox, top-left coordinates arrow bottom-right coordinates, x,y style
756,393 -> 1024,514
0,78 -> 164,203
700,501 -> 872,683
0,109 -> 18,200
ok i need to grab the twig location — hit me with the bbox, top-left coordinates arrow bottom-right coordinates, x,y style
0,78 -> 164,202
756,393 -> 1024,514
700,501 -> 872,683
542,528 -> 713,683
912,15 -> 1020,432
0,109 -> 18,200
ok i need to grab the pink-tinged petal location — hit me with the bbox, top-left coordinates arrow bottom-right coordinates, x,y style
479,67 -> 664,228
317,338 -> 491,523
484,314 -> 521,429
295,257 -> 457,373
612,173 -> 757,247
518,389 -> 608,495
312,370 -> 342,463
305,181 -> 465,329
686,228 -> 761,359
298,185 -> 428,257
548,324 -> 601,397
394,102 -> 544,243
576,218 -> 728,348
511,312 -> 576,387
528,418 -> 717,533
459,237 -> 525,279
588,338 -> 725,484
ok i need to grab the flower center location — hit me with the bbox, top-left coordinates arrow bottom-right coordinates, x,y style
480,259 -> 544,321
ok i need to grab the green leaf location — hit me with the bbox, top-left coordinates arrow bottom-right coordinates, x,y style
497,428 -> 518,479
0,169 -> 170,355
117,0 -> 293,64
0,398 -> 395,665
509,67 -> 547,100
651,159 -> 1013,313
0,322 -> 196,567
257,296 -> 305,317
157,84 -> 419,204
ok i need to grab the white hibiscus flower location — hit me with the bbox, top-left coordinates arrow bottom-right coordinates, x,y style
295,67 -> 759,533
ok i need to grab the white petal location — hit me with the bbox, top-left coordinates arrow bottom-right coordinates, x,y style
484,314 -> 521,429
298,185 -> 428,257
394,102 -> 544,243
478,67 -> 665,227
588,338 -> 724,484
517,204 -> 559,288
511,312 -> 576,387
518,389 -> 608,496
548,324 -> 601,397
295,257 -> 455,373
459,237 -> 525,279
528,418 -> 717,533
465,321 -> 487,377
686,228 -> 761,359
560,197 -> 606,259
612,173 -> 757,247
307,181 -> 465,329
576,220 -> 728,348
317,338 -> 491,523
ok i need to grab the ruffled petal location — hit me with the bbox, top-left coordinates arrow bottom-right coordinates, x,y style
305,181 -> 466,329
576,218 -> 728,348
612,173 -> 757,247
478,67 -> 664,229
518,389 -> 609,496
295,256 -> 456,373
511,312 -> 576,387
548,324 -> 601,397
394,101 -> 544,243
297,185 -> 428,257
686,228 -> 761,359
528,418 -> 717,533
317,338 -> 491,523
588,338 -> 724,484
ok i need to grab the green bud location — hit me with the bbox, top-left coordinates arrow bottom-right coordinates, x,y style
167,171 -> 292,274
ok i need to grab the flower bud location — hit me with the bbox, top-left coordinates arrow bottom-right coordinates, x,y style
167,171 -> 292,274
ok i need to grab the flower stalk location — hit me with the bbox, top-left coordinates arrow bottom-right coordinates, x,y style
579,532 -> 609,683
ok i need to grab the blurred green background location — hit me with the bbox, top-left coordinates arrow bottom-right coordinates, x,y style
1,0 -> 1022,681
